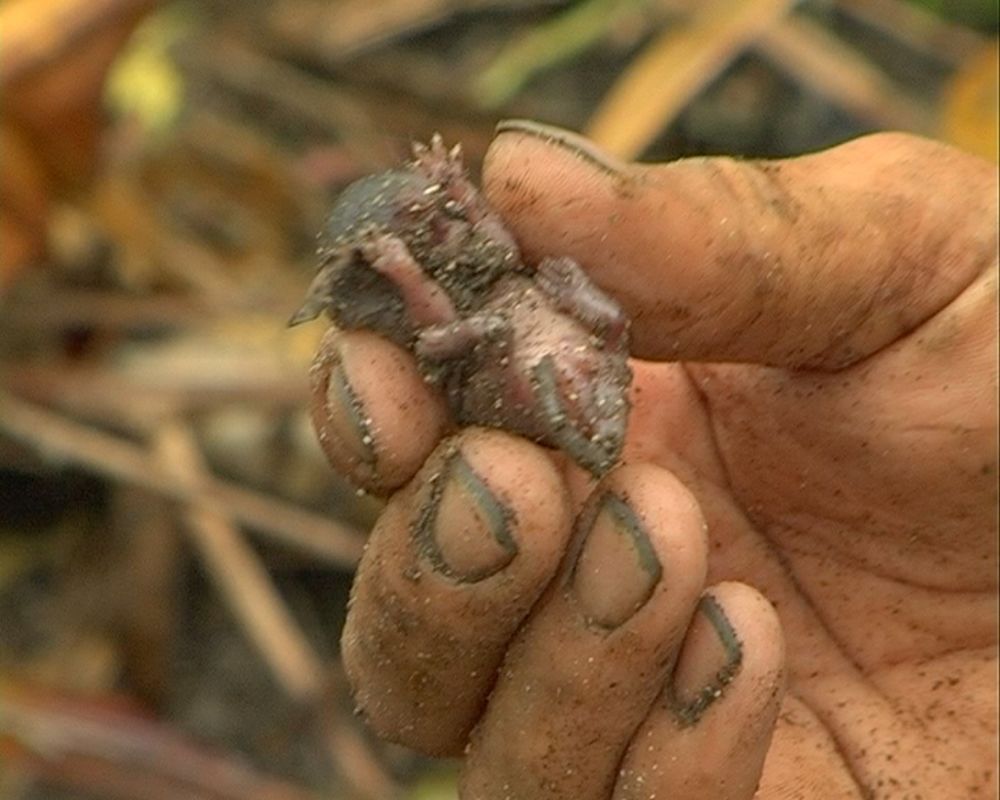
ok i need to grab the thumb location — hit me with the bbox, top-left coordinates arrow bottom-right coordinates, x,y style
482,121 -> 997,369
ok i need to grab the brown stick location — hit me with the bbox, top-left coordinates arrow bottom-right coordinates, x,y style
1,287 -> 208,332
154,421 -> 326,703
0,391 -> 365,567
177,36 -> 388,170
585,0 -> 797,159
2,362 -> 311,434
757,15 -> 929,132
321,713 -> 402,800
154,423 -> 399,798
837,0 -> 986,67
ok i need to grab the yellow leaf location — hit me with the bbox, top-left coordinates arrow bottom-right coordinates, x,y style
104,7 -> 188,137
940,40 -> 999,162
585,0 -> 795,160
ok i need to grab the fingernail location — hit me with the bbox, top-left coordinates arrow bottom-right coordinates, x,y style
414,450 -> 518,582
314,344 -> 378,474
571,492 -> 662,629
495,119 -> 625,177
668,594 -> 744,727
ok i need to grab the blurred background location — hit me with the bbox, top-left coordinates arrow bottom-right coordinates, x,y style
0,1 -> 997,797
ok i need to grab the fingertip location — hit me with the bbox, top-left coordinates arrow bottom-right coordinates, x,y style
668,581 -> 786,729
341,428 -> 573,754
596,462 -> 710,592
461,461 -> 710,798
482,121 -> 634,262
613,581 -> 786,800
310,328 -> 448,494
490,119 -> 630,178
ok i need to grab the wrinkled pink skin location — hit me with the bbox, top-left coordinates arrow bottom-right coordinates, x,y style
293,137 -> 632,474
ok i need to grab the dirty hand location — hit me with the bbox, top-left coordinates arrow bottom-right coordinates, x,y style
310,123 -> 998,799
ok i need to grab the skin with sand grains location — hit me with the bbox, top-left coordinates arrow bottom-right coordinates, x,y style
300,123 -> 998,799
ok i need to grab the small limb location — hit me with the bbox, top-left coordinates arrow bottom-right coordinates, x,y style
415,312 -> 510,362
359,230 -> 457,327
534,257 -> 628,348
531,355 -> 617,475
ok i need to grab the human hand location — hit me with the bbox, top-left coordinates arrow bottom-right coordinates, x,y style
310,122 -> 998,799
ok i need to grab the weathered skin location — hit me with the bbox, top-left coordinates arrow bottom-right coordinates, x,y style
292,136 -> 632,475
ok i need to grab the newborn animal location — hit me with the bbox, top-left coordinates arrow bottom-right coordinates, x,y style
292,136 -> 632,475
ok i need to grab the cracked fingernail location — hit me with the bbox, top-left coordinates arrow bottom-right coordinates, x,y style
668,593 -> 744,727
571,492 -> 662,629
495,119 -> 626,177
414,450 -> 517,582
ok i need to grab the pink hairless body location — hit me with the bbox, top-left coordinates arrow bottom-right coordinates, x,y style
292,136 -> 632,475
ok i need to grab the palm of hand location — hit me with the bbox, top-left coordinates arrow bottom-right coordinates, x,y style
620,261 -> 996,796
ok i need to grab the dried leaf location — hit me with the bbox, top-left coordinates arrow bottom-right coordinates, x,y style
0,126 -> 49,286
585,0 -> 795,159
268,0 -> 540,62
756,15 -> 929,133
906,0 -> 998,31
940,40 -> 999,162
0,0 -> 155,185
104,6 -> 189,138
0,0 -> 155,289
836,0 -> 988,67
